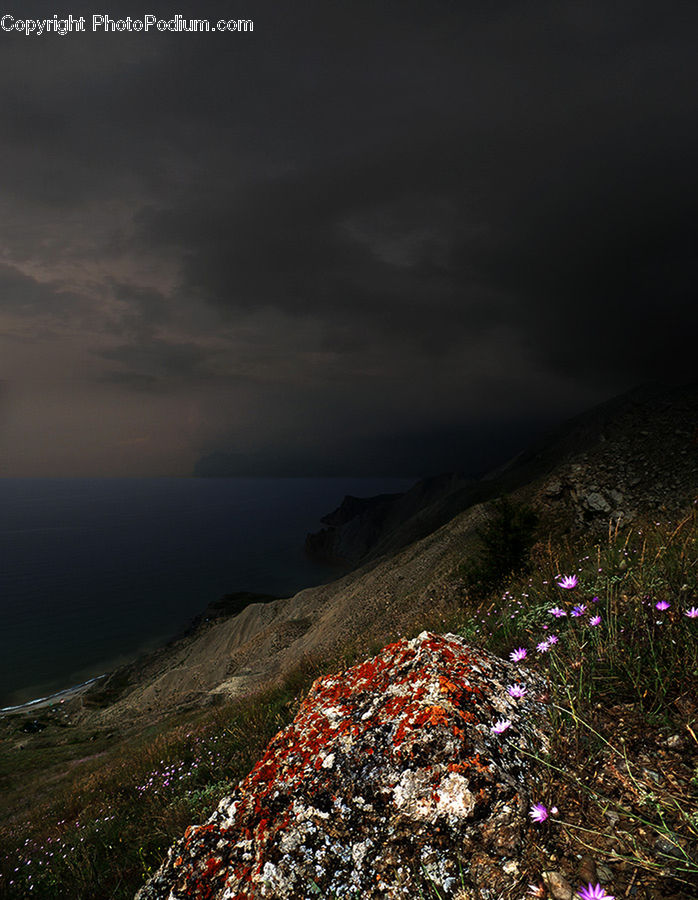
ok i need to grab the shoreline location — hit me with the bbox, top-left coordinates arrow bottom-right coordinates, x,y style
0,673 -> 107,716
0,477 -> 405,725
0,589 -> 286,718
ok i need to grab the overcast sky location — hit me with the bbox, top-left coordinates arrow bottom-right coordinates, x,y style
0,1 -> 696,477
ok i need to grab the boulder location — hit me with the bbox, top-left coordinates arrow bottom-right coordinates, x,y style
136,632 -> 552,900
583,492 -> 612,513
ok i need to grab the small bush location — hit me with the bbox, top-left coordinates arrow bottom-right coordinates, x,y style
461,496 -> 538,601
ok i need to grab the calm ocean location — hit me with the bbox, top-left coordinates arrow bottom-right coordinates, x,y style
0,477 -> 413,708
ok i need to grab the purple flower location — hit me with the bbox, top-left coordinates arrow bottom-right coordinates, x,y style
589,615 -> 602,626
557,575 -> 578,589
655,600 -> 670,611
685,607 -> 698,618
591,596 -> 600,603
491,718 -> 511,733
536,640 -> 551,653
576,883 -> 615,900
548,634 -> 559,644
510,647 -> 527,662
529,803 -> 549,823
549,607 -> 567,618
507,683 -> 527,698
571,604 -> 587,617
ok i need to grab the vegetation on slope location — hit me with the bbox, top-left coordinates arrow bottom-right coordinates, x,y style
456,504 -> 698,900
0,503 -> 696,899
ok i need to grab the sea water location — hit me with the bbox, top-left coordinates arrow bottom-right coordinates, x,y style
0,477 -> 413,707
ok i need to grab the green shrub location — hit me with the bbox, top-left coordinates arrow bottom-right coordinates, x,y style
461,496 -> 538,601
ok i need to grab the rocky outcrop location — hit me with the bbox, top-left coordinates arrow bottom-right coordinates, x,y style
531,383 -> 698,530
304,474 -> 476,566
136,632 -> 552,899
306,383 -> 698,568
185,592 -> 280,632
304,491 -> 404,564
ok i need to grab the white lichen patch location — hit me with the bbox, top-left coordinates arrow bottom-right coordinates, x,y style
435,772 -> 476,819
392,768 -> 434,820
278,828 -> 302,854
320,704 -> 345,722
351,839 -> 372,866
216,798 -> 238,829
259,860 -> 282,893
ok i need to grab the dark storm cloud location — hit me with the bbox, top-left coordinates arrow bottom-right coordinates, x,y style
105,283 -> 175,339
100,339 -> 208,384
126,0 -> 698,382
138,159 -> 463,343
0,263 -> 85,318
2,0 -> 697,474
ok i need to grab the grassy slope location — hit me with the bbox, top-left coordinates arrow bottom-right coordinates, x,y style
0,504 -> 697,899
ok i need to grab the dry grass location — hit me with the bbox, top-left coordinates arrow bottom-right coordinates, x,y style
0,506 -> 696,899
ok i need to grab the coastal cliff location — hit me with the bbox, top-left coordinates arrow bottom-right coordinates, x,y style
304,475 -> 468,566
304,490 -> 404,564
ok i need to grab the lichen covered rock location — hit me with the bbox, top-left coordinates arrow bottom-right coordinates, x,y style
136,632 -> 552,899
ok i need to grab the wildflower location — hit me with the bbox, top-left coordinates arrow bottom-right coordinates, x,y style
571,604 -> 587,617
589,615 -> 601,626
685,607 -> 698,618
549,607 -> 567,617
547,634 -> 559,644
510,647 -> 527,662
591,596 -> 600,603
655,600 -> 670,611
527,884 -> 545,898
529,803 -> 549,823
557,575 -> 578,589
507,683 -> 527,698
536,640 -> 551,653
491,718 -> 511,733
576,883 -> 615,900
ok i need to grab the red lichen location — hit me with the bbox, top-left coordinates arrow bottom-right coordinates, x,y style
138,632 -> 551,900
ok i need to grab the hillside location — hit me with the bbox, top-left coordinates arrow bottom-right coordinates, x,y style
72,381 -> 698,728
306,382 -> 698,567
